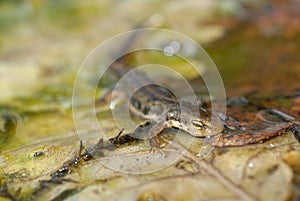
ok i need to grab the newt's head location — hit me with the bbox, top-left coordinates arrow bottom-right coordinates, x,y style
166,103 -> 223,137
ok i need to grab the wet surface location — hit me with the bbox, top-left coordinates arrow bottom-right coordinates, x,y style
0,0 -> 299,200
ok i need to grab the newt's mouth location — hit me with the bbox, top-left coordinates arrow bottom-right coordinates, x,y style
208,119 -> 224,135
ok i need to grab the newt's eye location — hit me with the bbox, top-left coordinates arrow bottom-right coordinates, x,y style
192,120 -> 204,129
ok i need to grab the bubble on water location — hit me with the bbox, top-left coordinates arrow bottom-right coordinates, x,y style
163,41 -> 181,57
109,100 -> 117,110
170,41 -> 181,52
163,46 -> 175,56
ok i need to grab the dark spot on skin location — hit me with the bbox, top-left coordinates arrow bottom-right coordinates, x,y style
166,110 -> 181,121
142,106 -> 150,115
131,98 -> 141,110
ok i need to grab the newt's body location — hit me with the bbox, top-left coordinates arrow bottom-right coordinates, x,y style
105,60 -> 297,147
108,61 -> 223,139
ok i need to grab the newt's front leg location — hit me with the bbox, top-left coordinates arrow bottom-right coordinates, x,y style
109,120 -> 168,154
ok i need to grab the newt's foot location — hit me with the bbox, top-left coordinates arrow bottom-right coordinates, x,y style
149,135 -> 167,157
108,129 -> 141,148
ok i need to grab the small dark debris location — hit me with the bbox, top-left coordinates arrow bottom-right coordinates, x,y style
50,166 -> 71,178
33,151 -> 44,158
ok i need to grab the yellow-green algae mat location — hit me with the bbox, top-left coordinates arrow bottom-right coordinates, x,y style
0,100 -> 299,201
2,90 -> 298,201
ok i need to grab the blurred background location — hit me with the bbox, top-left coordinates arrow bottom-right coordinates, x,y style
0,0 -> 299,200
1,0 -> 299,100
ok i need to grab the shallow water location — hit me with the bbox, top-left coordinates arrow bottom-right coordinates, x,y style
0,0 -> 299,200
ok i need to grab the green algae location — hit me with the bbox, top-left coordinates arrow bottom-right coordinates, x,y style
0,0 -> 299,200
